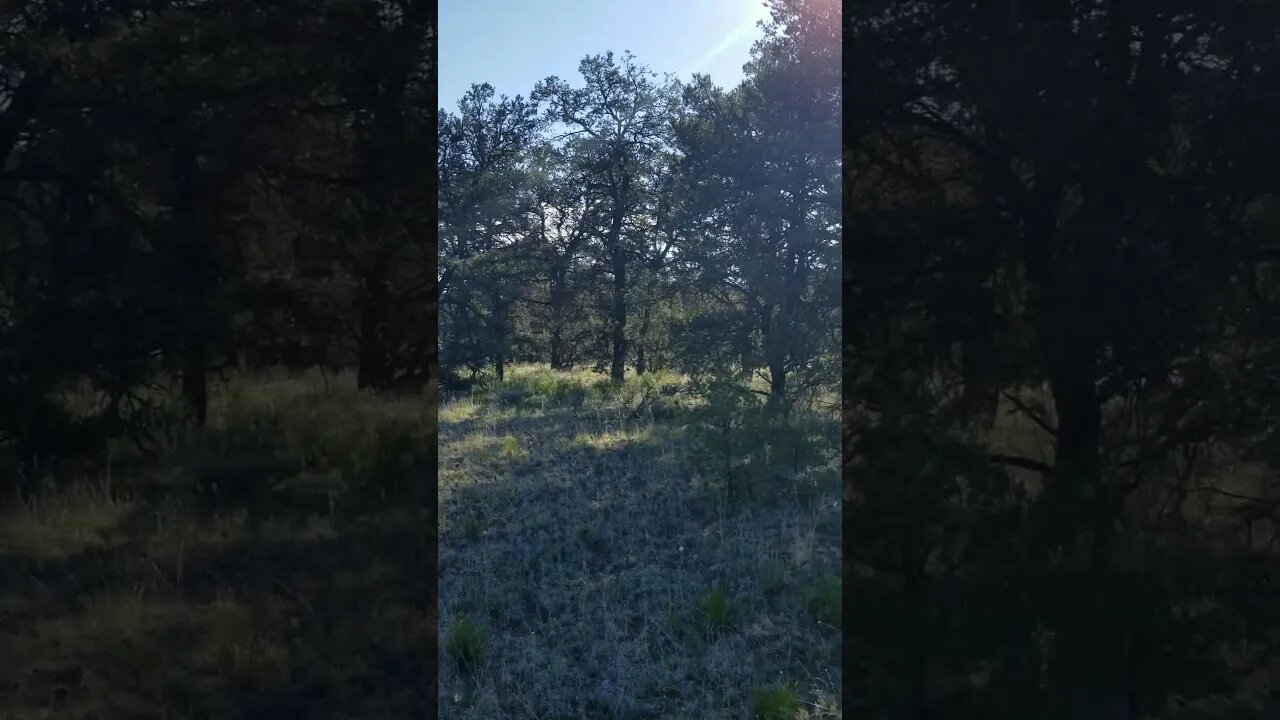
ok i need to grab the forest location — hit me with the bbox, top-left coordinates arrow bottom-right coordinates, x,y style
846,1 -> 1280,718
0,1 -> 435,717
437,2 -> 842,717
4,0 -> 1277,717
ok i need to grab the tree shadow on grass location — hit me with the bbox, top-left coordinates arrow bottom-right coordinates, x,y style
437,404 -> 843,717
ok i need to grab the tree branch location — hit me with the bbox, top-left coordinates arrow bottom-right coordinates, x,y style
987,453 -> 1055,476
999,390 -> 1057,437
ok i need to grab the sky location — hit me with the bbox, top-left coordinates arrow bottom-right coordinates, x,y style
439,0 -> 773,112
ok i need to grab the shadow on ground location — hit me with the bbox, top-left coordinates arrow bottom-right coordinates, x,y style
0,494 -> 434,719
437,394 -> 842,718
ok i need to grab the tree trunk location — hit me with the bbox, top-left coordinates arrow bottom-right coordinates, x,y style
759,304 -> 787,407
182,334 -> 208,426
427,272 -> 438,381
490,293 -> 508,382
357,255 -> 391,390
768,357 -> 787,406
962,285 -> 1000,429
171,143 -> 210,425
1043,338 -> 1103,557
635,304 -> 651,375
549,268 -> 569,370
608,202 -> 628,383
550,328 -> 567,371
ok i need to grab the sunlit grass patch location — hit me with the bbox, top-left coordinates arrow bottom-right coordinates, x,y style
498,435 -> 526,460
447,432 -> 505,457
440,397 -> 481,423
571,426 -> 655,450
0,485 -> 132,559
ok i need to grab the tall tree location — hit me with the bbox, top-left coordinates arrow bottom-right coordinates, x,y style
847,0 -> 1280,714
439,83 -> 541,380
673,0 -> 840,408
534,51 -> 677,381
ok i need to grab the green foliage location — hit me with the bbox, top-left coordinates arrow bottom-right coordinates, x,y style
750,682 -> 800,720
439,37 -> 839,403
685,376 -> 832,505
698,586 -> 734,636
445,615 -> 489,670
498,435 -> 522,460
804,574 -> 841,629
469,366 -> 600,410
521,370 -> 592,406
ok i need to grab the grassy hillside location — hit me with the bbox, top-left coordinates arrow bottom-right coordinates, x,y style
0,369 -> 433,719
438,364 -> 842,719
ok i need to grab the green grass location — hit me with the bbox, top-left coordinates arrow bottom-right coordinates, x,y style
439,363 -> 841,718
0,368 -> 432,718
805,574 -> 842,629
699,585 -> 735,636
445,614 -> 489,670
751,682 -> 801,720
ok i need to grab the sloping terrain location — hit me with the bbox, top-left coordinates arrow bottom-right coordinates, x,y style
438,365 -> 842,719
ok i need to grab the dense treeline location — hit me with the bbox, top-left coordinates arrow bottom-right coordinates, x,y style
1,3 -> 437,714
847,1 -> 1280,717
437,1 -> 840,410
0,0 -> 436,488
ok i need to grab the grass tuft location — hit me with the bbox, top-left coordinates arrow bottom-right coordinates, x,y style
699,585 -> 734,636
445,614 -> 489,670
805,574 -> 842,629
750,682 -> 801,720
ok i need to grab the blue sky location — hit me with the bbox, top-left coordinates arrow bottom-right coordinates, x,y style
439,0 -> 772,112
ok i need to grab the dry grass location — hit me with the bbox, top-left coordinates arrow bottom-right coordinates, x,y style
0,369 -> 432,719
439,364 -> 842,719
